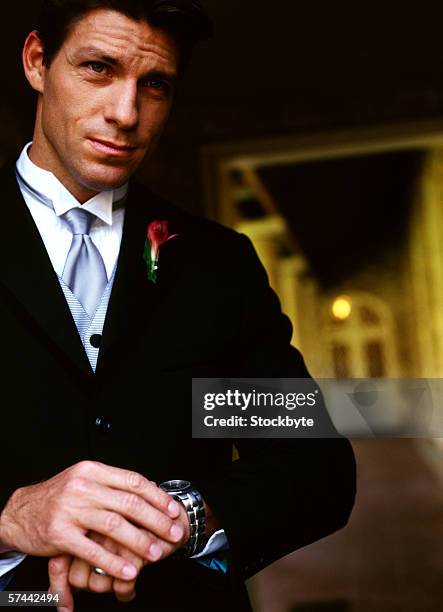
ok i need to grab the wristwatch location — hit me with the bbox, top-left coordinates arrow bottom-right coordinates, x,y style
159,479 -> 206,557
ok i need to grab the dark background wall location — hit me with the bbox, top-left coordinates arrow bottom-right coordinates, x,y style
259,151 -> 421,287
2,1 -> 443,213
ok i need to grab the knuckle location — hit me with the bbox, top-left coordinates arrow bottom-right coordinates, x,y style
69,573 -> 84,588
85,544 -> 101,566
69,565 -> 87,588
90,578 -> 112,593
48,557 -> 65,575
140,531 -> 153,551
74,460 -> 97,476
114,580 -> 135,596
123,493 -> 143,515
127,471 -> 145,490
104,512 -> 122,535
156,512 -> 173,534
65,476 -> 88,495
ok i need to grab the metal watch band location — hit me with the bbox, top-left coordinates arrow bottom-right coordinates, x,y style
159,480 -> 206,557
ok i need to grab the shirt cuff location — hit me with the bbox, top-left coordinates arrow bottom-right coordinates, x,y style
190,528 -> 228,559
0,552 -> 26,578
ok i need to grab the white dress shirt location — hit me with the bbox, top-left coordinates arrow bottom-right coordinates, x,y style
0,143 -> 226,582
16,142 -> 127,279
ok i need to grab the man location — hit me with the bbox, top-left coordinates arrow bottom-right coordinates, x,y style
0,1 -> 356,610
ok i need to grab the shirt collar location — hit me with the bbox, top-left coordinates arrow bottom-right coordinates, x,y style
16,142 -> 128,225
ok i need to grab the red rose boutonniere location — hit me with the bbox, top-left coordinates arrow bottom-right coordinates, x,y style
143,220 -> 179,283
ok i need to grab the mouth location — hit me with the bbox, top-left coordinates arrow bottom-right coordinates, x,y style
88,138 -> 137,157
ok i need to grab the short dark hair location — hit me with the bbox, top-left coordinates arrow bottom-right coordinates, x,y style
36,0 -> 213,70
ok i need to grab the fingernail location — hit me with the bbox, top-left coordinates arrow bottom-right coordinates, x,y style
170,524 -> 183,541
149,542 -> 162,560
168,500 -> 180,517
122,564 -> 137,579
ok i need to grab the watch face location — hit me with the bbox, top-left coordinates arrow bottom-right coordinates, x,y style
160,479 -> 191,494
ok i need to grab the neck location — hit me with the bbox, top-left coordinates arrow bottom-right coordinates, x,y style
28,143 -> 98,204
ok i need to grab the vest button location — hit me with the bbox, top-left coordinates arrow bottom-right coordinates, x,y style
95,416 -> 112,433
90,334 -> 102,348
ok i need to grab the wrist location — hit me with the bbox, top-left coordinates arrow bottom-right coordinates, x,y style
159,480 -> 206,557
0,506 -> 16,554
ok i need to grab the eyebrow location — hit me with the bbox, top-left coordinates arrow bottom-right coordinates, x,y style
73,47 -> 178,83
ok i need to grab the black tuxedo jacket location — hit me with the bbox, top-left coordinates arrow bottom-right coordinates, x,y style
0,163 -> 356,611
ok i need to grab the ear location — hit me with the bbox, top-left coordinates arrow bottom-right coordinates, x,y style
22,30 -> 46,94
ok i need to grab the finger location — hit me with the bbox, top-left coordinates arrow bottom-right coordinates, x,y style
47,554 -> 74,612
64,532 -> 138,582
110,541 -> 145,603
81,509 -> 157,561
75,462 -> 180,519
87,534 -> 139,600
87,566 -> 114,594
87,536 -> 117,594
114,580 -> 137,604
68,555 -> 110,592
69,534 -> 115,594
79,505 -> 182,557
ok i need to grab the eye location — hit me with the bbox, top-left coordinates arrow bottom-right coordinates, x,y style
142,78 -> 170,93
87,61 -> 108,74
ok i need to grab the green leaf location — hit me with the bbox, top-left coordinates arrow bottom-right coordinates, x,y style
143,239 -> 157,283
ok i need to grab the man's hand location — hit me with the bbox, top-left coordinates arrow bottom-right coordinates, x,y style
0,461 -> 184,581
48,536 -> 144,612
48,505 -> 190,612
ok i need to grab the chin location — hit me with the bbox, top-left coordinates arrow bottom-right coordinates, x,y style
78,166 -> 133,192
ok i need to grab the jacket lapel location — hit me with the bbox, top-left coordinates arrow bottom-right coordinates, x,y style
0,163 -> 93,375
96,180 -> 186,376
0,163 -> 186,378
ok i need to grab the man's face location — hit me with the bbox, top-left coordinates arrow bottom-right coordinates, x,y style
28,9 -> 179,200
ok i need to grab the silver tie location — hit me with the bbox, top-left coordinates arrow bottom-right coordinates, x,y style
61,208 -> 108,317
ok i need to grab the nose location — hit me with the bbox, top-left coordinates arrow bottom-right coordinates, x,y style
104,80 -> 139,130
